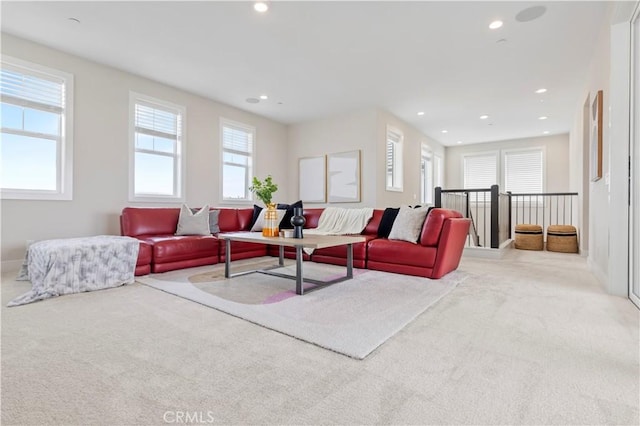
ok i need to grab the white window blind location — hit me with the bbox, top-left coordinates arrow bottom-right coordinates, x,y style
135,103 -> 179,140
1,58 -> 73,200
463,153 -> 497,189
504,149 -> 543,193
386,127 -> 403,190
1,68 -> 64,110
221,120 -> 254,201
222,124 -> 253,154
131,93 -> 184,200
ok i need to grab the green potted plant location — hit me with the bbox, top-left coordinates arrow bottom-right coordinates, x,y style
249,175 -> 279,236
249,175 -> 278,206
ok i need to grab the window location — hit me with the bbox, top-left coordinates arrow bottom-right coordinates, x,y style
221,119 -> 254,201
503,148 -> 544,194
463,152 -> 498,189
1,56 -> 73,200
130,93 -> 185,201
386,126 -> 403,191
420,146 -> 433,204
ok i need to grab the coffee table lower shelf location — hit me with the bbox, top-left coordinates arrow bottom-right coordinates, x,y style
220,234 -> 364,295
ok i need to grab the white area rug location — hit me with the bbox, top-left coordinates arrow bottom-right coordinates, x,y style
137,261 -> 468,359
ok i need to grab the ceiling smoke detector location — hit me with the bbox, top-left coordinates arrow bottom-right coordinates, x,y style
246,98 -> 260,104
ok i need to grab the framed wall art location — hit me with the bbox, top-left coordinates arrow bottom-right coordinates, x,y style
298,156 -> 326,203
327,150 -> 361,203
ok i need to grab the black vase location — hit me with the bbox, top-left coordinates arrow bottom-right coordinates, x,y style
290,207 -> 306,239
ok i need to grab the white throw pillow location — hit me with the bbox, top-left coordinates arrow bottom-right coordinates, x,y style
175,204 -> 211,236
388,205 -> 430,244
250,209 -> 286,232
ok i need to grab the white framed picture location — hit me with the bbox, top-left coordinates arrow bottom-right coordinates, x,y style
299,156 -> 326,203
327,150 -> 361,203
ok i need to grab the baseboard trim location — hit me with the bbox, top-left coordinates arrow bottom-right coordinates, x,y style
463,239 -> 513,259
587,257 -> 607,287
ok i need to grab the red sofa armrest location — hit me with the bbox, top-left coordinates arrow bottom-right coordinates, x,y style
430,218 -> 470,279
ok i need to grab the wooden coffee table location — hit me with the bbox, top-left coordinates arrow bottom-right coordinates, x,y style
218,233 -> 366,295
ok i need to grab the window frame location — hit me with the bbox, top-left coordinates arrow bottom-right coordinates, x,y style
420,144 -> 434,204
128,91 -> 186,203
385,125 -> 404,192
220,117 -> 255,204
1,55 -> 74,200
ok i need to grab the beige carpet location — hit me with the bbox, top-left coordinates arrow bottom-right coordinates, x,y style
137,261 -> 467,359
1,250 -> 639,425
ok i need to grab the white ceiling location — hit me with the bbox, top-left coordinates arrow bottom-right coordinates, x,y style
1,1 -> 610,146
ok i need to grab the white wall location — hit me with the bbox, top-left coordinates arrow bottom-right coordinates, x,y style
0,34 -> 289,264
567,6 -> 610,286
286,108 -> 378,207
445,134 -> 571,191
567,1 -> 637,296
375,109 -> 446,207
286,108 -> 446,208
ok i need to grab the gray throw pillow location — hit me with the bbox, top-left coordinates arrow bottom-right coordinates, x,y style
191,207 -> 220,234
176,204 -> 211,236
208,210 -> 220,234
388,205 -> 429,243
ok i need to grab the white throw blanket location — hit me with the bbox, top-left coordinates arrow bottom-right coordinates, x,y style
304,207 -> 374,254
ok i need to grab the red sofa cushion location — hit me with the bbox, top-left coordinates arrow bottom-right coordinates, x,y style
218,209 -> 240,232
237,208 -> 254,231
367,238 -> 437,268
303,208 -> 324,229
420,208 -> 463,247
141,235 -> 218,263
122,207 -> 179,237
363,209 -> 384,235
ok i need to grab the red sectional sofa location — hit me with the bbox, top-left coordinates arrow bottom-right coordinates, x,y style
120,206 -> 470,279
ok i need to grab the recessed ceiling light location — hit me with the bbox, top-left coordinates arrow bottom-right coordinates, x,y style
538,116 -> 548,120
441,130 -> 448,134
543,131 -> 550,134
417,111 -> 425,116
68,17 -> 81,24
457,141 -> 462,144
246,97 -> 260,104
254,2 -> 268,12
259,94 -> 268,100
480,115 -> 489,120
535,88 -> 547,94
489,20 -> 503,29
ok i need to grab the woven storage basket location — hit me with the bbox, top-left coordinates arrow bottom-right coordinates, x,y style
515,224 -> 543,251
546,225 -> 578,253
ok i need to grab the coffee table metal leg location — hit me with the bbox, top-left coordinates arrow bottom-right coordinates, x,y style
347,243 -> 353,278
279,245 -> 284,266
224,239 -> 231,278
296,245 -> 303,295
